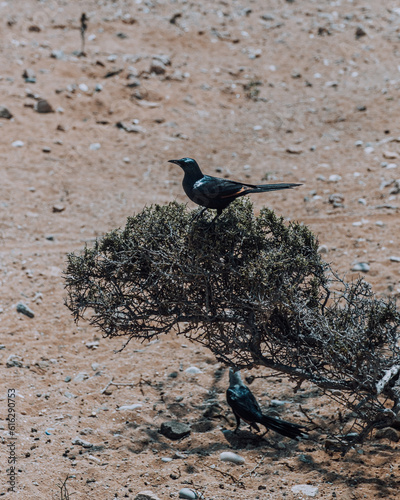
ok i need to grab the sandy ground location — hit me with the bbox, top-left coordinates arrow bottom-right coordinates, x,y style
1,0 -> 400,498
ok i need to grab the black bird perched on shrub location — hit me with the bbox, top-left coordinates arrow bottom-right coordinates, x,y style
226,368 -> 308,440
169,157 -> 301,220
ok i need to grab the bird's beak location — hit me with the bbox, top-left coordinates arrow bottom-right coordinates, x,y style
168,159 -> 180,165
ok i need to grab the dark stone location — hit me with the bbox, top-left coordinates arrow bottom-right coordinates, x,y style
375,427 -> 400,442
160,421 -> 190,440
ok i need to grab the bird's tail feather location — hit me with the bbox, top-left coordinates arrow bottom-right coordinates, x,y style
261,414 -> 308,440
251,183 -> 302,193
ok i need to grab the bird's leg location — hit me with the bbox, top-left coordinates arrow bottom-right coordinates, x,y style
207,208 -> 223,227
191,207 -> 208,221
233,412 -> 241,433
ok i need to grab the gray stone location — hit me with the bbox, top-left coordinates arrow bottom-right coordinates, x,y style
73,372 -> 89,383
16,302 -> 34,318
135,491 -> 162,500
160,421 -> 191,440
72,437 -> 93,448
351,262 -> 370,273
0,106 -> 13,119
6,355 -> 23,368
179,488 -> 198,499
116,121 -> 146,133
153,54 -> 171,66
51,49 -> 65,60
35,99 -> 54,113
220,451 -> 245,465
150,59 -> 167,75
23,68 -> 36,83
292,484 -> 319,497
390,256 -> 400,262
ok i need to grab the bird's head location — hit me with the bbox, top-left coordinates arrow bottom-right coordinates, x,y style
168,157 -> 201,174
229,367 -> 244,387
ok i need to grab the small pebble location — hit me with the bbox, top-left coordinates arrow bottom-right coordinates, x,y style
351,262 -> 370,272
270,399 -> 290,407
72,437 -> 93,448
383,151 -> 398,159
89,143 -> 101,150
135,492 -> 162,500
291,484 -> 319,497
79,83 -> 89,92
317,244 -> 328,254
328,174 -> 341,182
389,256 -> 400,262
161,457 -> 172,462
16,302 -> 34,318
185,366 -> 202,375
52,204 -> 65,213
220,451 -> 245,465
117,403 -> 142,411
0,105 -> 13,119
35,99 -> 54,113
23,68 -> 36,83
123,157 -> 131,163
160,421 -> 191,440
364,146 -> 374,154
12,140 -> 24,147
179,488 -> 198,499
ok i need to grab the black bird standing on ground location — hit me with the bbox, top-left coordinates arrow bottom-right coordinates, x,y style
226,368 -> 308,440
169,157 -> 301,220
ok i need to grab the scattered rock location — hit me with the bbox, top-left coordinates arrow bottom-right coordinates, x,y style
78,83 -> 89,92
355,26 -> 367,39
375,427 -> 400,442
179,488 -> 198,499
317,244 -> 328,254
85,340 -> 99,349
328,174 -> 342,182
12,140 -> 24,147
160,421 -> 191,440
72,437 -> 93,448
6,355 -> 23,368
116,121 -> 146,133
150,59 -> 167,75
329,193 -> 345,208
383,151 -> 398,159
153,54 -> 171,66
292,484 -> 319,497
185,366 -> 202,375
135,491 -> 162,500
51,49 -> 65,60
35,100 -> 54,113
0,105 -> 13,119
286,146 -> 303,154
220,451 -> 245,465
270,399 -> 290,407
136,100 -> 160,108
16,302 -> 35,318
390,256 -> 400,262
89,143 -> 101,150
52,204 -> 65,213
23,68 -> 36,83
117,403 -> 142,411
351,262 -> 370,273
73,372 -> 89,383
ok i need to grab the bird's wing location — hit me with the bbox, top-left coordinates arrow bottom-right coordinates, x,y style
226,385 -> 263,423
192,176 -> 255,200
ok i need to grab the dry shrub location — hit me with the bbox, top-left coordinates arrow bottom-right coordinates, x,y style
64,200 -> 400,449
